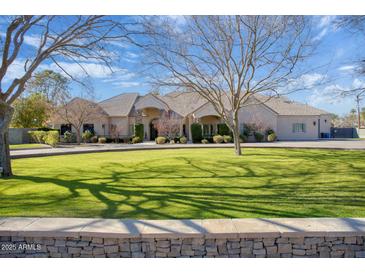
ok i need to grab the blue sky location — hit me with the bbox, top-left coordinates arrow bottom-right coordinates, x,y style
1,16 -> 364,116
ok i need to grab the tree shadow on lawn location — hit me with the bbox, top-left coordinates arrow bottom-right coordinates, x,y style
4,150 -> 365,219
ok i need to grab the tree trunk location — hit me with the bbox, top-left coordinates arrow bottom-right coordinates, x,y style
356,95 -> 361,129
232,115 -> 242,156
0,101 -> 14,177
75,130 -> 81,145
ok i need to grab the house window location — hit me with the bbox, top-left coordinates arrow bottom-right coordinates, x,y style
83,124 -> 95,134
129,124 -> 134,136
292,123 -> 306,133
239,123 -> 245,134
203,124 -> 210,136
60,124 -> 72,135
202,124 -> 215,136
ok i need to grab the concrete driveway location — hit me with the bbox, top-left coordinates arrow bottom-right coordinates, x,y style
10,139 -> 365,159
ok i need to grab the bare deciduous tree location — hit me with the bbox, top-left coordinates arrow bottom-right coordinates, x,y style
0,15 -> 136,176
51,97 -> 107,144
143,16 -> 314,155
336,87 -> 365,128
152,111 -> 181,139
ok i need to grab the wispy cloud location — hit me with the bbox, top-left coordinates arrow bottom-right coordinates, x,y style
338,65 -> 356,72
313,16 -> 337,42
285,73 -> 326,92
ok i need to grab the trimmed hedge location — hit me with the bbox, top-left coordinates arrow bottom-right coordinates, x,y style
201,139 -> 209,144
132,136 -> 141,144
134,123 -> 144,142
213,135 -> 224,143
29,130 -> 59,147
98,137 -> 106,143
44,131 -> 59,147
267,133 -> 277,142
223,135 -> 232,143
217,123 -> 231,136
180,136 -> 187,144
191,123 -> 202,143
156,136 -> 166,144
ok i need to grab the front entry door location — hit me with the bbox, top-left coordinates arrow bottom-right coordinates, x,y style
150,122 -> 158,141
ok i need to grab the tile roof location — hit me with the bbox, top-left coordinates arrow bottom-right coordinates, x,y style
97,91 -> 329,117
156,91 -> 207,116
98,93 -> 139,116
253,95 -> 330,116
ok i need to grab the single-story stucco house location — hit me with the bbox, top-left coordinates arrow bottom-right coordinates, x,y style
51,91 -> 332,141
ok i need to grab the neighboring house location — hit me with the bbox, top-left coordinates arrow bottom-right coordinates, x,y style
51,91 -> 332,141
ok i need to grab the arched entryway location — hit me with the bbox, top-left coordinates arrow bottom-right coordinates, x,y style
149,118 -> 159,141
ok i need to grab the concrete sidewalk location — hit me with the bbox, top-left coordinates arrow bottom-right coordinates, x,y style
10,140 -> 365,159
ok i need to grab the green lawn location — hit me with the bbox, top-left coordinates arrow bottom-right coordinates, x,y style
10,143 -> 49,150
1,148 -> 364,219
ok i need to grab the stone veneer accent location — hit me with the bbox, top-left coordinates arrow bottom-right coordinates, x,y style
0,217 -> 365,258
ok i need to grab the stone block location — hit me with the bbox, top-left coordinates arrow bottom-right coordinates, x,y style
91,238 -> 103,244
194,250 -> 206,256
240,247 -> 252,255
182,239 -> 193,244
47,246 -> 59,253
192,244 -> 205,251
344,237 -> 357,244
240,240 -> 253,248
181,244 -> 192,251
205,239 -> 215,246
253,248 -> 266,255
330,250 -> 344,258
66,240 -> 78,247
320,251 -> 330,258
344,250 -> 355,258
266,246 -> 277,255
280,253 -> 292,258
263,238 -> 276,247
206,246 -> 217,253
76,241 -> 89,247
278,243 -> 292,254
217,244 -> 228,255
93,254 -> 106,258
276,237 -> 289,244
267,254 -> 280,258
156,240 -> 170,248
171,239 -> 182,245
192,238 -> 205,245
356,251 -> 365,258
92,247 -> 105,255
104,245 -> 119,254
293,249 -> 306,256
55,240 -> 66,247
227,248 -> 240,255
142,242 -> 156,253
130,243 -> 141,252
171,245 -> 181,253
181,250 -> 194,256
107,253 -> 120,258
104,239 -> 118,246
132,252 -> 145,258
228,242 -> 240,249
120,252 -> 131,258
120,242 -> 130,252
157,247 -> 170,253
253,242 -> 263,249
304,237 -> 324,245
289,237 -> 304,245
